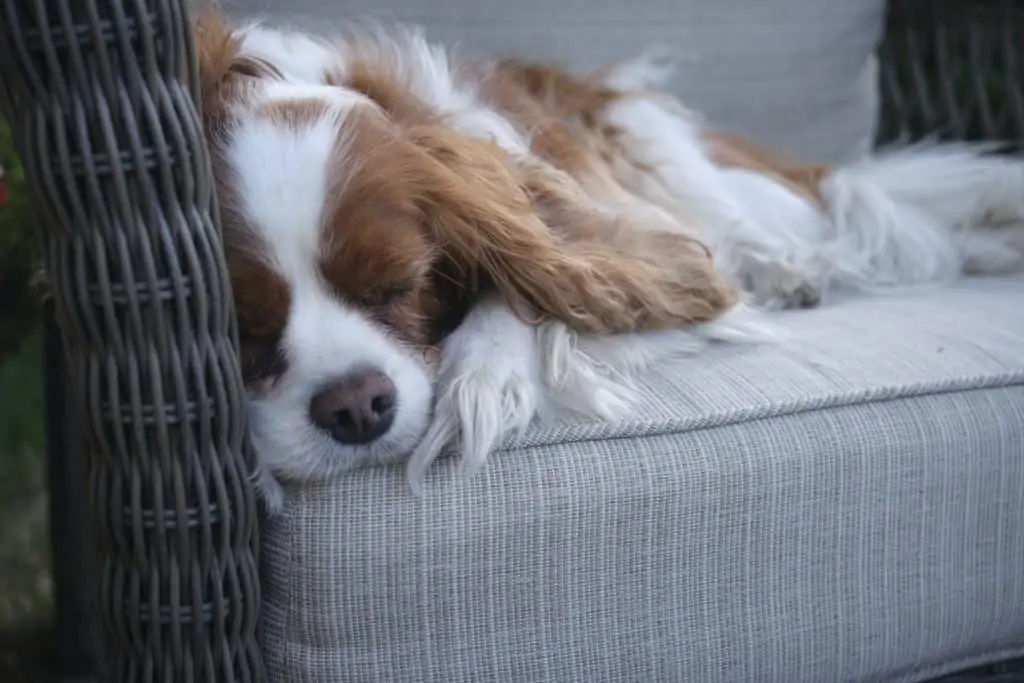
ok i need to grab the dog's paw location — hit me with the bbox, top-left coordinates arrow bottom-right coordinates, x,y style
537,321 -> 640,422
765,279 -> 821,310
740,257 -> 823,310
407,303 -> 540,491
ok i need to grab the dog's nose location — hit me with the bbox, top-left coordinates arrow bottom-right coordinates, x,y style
309,370 -> 397,445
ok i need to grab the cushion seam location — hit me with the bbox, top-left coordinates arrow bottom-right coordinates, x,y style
495,371 -> 1024,454
894,644 -> 1024,683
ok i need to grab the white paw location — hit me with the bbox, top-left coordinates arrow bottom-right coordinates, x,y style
537,322 -> 640,422
537,316 -> 766,422
740,256 -> 823,310
407,300 -> 540,491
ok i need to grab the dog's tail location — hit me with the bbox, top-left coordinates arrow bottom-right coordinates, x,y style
819,142 -> 1024,289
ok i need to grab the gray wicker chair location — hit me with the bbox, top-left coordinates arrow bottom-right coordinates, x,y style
0,0 -> 1021,681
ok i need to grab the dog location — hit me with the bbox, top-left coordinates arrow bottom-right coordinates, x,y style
193,9 -> 1024,511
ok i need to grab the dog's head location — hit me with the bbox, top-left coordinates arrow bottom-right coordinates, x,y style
194,12 -> 734,483
194,15 -> 576,483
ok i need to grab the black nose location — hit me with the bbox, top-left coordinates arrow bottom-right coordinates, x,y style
309,370 -> 397,445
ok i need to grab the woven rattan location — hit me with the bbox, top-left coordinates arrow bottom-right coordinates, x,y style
0,1 -> 264,681
0,0 -> 1021,681
878,0 -> 1024,146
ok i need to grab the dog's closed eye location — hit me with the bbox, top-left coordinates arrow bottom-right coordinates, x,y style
360,285 -> 419,331
365,284 -> 413,307
240,333 -> 288,386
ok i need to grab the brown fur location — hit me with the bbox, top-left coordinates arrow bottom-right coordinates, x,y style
488,60 -> 651,185
491,58 -> 831,212
314,106 -> 458,347
705,131 -> 830,206
493,59 -> 621,128
193,11 -> 295,381
325,49 -> 738,332
192,7 -> 279,125
479,70 -> 633,211
404,123 -> 736,330
193,10 -> 740,347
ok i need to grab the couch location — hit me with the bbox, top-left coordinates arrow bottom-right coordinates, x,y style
1,0 -> 1022,681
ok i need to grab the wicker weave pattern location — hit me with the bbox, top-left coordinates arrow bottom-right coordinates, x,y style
878,0 -> 1024,145
0,1 -> 264,681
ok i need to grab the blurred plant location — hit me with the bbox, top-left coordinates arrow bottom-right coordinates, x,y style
0,118 -> 41,360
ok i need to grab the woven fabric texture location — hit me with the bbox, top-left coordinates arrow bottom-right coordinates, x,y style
222,0 -> 885,164
262,277 -> 1024,683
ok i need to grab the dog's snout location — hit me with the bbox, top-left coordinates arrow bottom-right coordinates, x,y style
309,370 -> 397,445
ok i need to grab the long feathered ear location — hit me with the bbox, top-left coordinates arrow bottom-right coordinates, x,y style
406,124 -> 737,334
192,7 -> 283,127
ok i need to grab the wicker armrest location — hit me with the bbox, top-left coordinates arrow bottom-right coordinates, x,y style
0,1 -> 264,681
878,0 -> 1024,145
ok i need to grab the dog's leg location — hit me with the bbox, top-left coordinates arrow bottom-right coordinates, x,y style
601,96 -> 764,243
602,95 -> 829,309
536,300 -> 777,422
407,296 -> 541,490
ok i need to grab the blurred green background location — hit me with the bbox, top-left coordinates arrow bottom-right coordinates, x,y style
0,118 -> 51,675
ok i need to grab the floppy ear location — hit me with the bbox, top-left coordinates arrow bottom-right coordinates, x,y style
406,125 -> 737,334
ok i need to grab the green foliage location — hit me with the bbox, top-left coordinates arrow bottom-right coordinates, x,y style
0,329 -> 50,650
0,125 -> 49,661
0,123 -> 48,641
0,328 -> 44,506
0,118 -> 41,360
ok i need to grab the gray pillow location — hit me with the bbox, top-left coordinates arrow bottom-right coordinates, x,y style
222,0 -> 886,164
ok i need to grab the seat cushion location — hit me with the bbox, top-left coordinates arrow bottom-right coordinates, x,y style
223,0 -> 885,164
261,277 -> 1024,683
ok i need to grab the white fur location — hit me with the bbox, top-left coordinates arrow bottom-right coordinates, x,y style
538,301 -> 778,422
222,22 -> 1024,509
236,23 -> 340,84
407,299 -> 777,493
600,47 -> 677,92
226,84 -> 433,510
237,21 -> 531,156
229,23 -> 543,506
819,143 -> 1024,289
407,297 -> 540,491
601,89 -> 1024,308
335,25 -> 533,156
600,95 -> 827,309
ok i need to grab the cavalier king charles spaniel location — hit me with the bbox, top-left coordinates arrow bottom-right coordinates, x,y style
194,9 -> 1024,510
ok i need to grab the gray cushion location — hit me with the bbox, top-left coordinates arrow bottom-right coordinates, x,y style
262,277 -> 1024,683
222,0 -> 886,163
